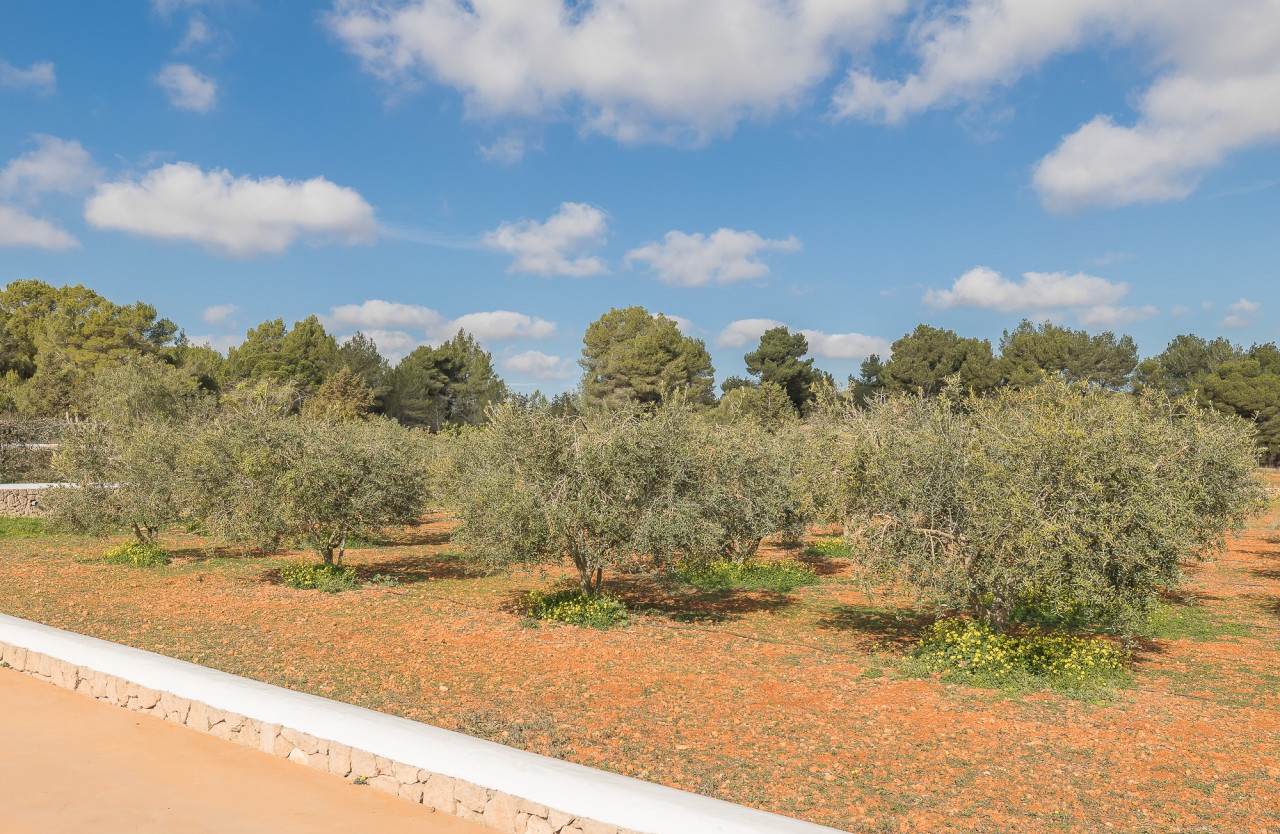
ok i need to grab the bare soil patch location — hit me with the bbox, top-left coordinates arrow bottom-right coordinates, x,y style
2,476 -> 1280,832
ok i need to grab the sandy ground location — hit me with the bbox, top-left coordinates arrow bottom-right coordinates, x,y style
0,667 -> 486,834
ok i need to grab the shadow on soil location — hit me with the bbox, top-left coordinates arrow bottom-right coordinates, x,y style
255,553 -> 479,587
570,575 -> 806,624
817,604 -> 931,651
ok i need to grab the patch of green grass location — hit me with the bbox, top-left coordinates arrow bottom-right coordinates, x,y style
0,516 -> 47,537
677,558 -> 818,593
523,587 -> 628,629
805,537 -> 851,559
1139,602 -> 1252,641
279,561 -> 359,592
910,617 -> 1131,694
102,540 -> 170,567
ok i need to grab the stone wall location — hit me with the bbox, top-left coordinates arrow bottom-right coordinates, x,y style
0,484 -> 53,517
0,641 -> 636,834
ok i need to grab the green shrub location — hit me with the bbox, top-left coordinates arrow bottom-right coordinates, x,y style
805,536 -> 851,559
279,562 -> 358,592
912,617 -> 1128,691
523,588 -> 628,629
102,541 -> 171,567
0,517 -> 47,537
677,557 -> 818,593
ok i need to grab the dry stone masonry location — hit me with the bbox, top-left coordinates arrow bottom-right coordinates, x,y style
0,484 -> 51,517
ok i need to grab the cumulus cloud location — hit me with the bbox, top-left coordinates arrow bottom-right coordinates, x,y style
924,267 -> 1129,313
325,300 -> 556,346
155,63 -> 218,112
326,0 -> 903,143
503,350 -> 575,380
800,329 -> 892,360
0,60 -> 56,94
449,310 -> 556,341
478,135 -> 527,165
85,162 -> 378,257
715,318 -> 785,349
184,332 -> 243,354
924,266 -> 1156,328
832,0 -> 1280,210
483,202 -> 608,277
327,299 -> 443,331
1221,298 -> 1262,329
201,303 -> 240,326
663,314 -> 694,336
626,229 -> 800,287
0,205 -> 79,250
0,135 -> 101,197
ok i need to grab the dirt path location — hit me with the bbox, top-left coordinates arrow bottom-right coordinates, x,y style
0,667 -> 485,834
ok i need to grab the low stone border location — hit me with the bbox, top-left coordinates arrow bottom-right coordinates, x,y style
0,614 -> 841,834
0,483 -> 58,517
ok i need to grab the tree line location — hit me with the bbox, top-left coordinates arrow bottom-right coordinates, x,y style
1,279 -> 1275,462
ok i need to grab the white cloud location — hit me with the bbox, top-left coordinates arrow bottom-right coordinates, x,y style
715,318 -> 784,349
478,135 -> 526,165
924,266 -> 1129,313
201,303 -> 239,326
85,162 -> 378,257
155,63 -> 218,112
626,229 -> 800,287
1077,304 -> 1158,328
0,205 -> 79,250
1170,305 -> 1191,316
449,310 -> 556,341
327,299 -> 443,331
185,333 -> 243,354
0,60 -> 56,94
1221,298 -> 1262,329
662,314 -> 694,336
925,266 -> 1159,329
326,0 -> 904,144
179,18 -> 214,50
0,135 -> 101,197
801,329 -> 892,360
325,301 -> 556,347
832,0 -> 1280,211
361,329 -> 423,362
483,202 -> 608,277
503,350 -> 574,380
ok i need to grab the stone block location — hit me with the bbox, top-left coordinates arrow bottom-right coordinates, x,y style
483,792 -> 520,832
398,782 -> 425,804
350,749 -> 378,779
287,748 -> 309,765
135,687 -> 160,710
281,728 -> 321,755
369,775 -> 400,795
517,799 -> 550,819
455,780 -> 490,815
328,743 -> 352,777
187,702 -> 211,732
306,752 -> 329,773
525,817 -> 554,834
374,755 -> 395,776
393,761 -> 420,784
422,775 -> 456,813
259,723 -> 282,755
547,810 -> 575,830
273,734 -> 293,758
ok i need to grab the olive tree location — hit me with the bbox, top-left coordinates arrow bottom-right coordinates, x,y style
442,401 -> 720,593
185,413 -> 429,563
44,357 -> 213,544
803,379 -> 1265,632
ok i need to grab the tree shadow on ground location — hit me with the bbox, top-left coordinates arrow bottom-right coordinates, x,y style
168,545 -> 271,562
255,552 -> 479,587
537,575 -> 806,624
816,603 -> 931,651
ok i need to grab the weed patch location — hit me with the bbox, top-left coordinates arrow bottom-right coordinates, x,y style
523,588 -> 628,629
911,617 -> 1129,693
805,537 -> 851,559
279,562 -> 358,592
677,558 -> 818,593
0,517 -> 47,537
102,541 -> 170,567
1140,602 -> 1252,641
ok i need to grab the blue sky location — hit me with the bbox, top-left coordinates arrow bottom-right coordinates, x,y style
1,1 -> 1277,392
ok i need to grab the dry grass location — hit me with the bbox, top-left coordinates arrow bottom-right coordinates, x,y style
2,476 -> 1280,832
